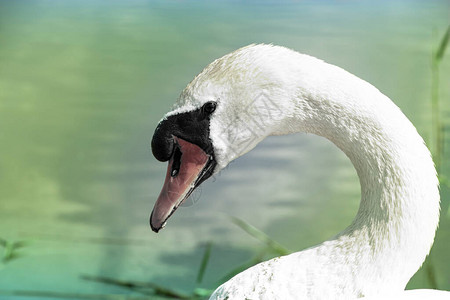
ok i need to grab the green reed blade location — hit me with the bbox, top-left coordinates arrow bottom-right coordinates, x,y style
196,242 -> 212,284
230,216 -> 291,256
82,274 -> 191,299
435,26 -> 450,61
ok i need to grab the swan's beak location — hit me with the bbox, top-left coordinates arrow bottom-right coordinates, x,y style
150,137 -> 215,232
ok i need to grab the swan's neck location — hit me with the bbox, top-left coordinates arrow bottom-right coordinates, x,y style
276,65 -> 440,291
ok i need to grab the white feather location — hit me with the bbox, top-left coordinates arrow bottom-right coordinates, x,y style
171,44 -> 445,299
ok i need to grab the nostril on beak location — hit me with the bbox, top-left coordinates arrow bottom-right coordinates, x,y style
170,143 -> 183,177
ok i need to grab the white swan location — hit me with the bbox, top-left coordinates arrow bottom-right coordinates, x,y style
149,44 -> 448,299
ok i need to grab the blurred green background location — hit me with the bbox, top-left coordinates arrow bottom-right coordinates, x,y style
0,0 -> 449,299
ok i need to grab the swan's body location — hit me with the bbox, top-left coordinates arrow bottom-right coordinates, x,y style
150,44 -> 447,299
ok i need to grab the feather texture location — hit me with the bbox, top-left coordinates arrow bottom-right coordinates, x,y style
167,44 -> 444,299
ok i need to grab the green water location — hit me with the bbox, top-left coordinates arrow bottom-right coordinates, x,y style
0,0 -> 449,298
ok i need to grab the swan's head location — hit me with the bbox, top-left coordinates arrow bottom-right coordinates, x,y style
150,45 -> 297,232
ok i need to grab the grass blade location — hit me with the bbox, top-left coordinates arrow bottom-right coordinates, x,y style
435,26 -> 450,61
0,238 -> 28,263
196,242 -> 212,284
192,288 -> 214,298
230,216 -> 291,256
0,289 -> 150,300
82,275 -> 191,299
425,257 -> 438,289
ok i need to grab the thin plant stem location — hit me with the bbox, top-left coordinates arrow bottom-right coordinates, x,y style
230,216 -> 291,256
0,290 -> 149,300
196,242 -> 212,284
426,25 -> 449,290
82,275 -> 192,299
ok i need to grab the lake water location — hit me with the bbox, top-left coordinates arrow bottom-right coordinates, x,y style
0,0 -> 449,298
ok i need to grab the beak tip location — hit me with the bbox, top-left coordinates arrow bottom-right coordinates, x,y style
149,212 -> 162,233
150,211 -> 169,233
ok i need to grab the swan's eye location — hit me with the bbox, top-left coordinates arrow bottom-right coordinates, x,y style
202,101 -> 217,116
